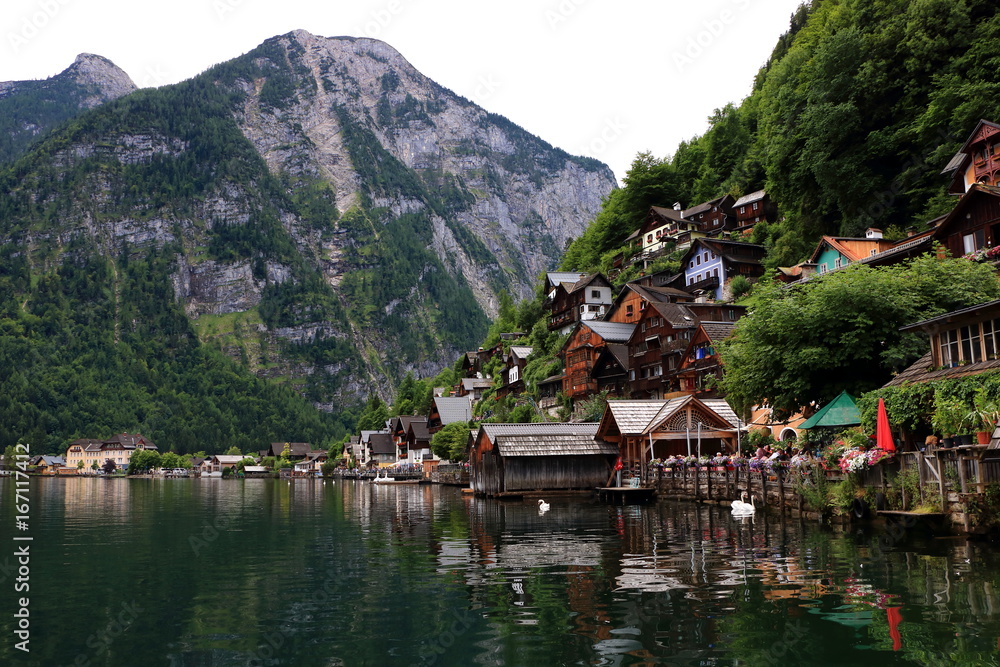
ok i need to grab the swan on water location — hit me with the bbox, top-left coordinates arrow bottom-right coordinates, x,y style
537,499 -> 550,512
731,492 -> 756,514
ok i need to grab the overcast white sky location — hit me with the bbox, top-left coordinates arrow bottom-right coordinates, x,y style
3,0 -> 805,185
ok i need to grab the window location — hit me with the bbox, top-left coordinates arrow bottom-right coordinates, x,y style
713,268 -> 719,278
739,206 -> 746,214
703,252 -> 709,262
591,289 -> 601,299
870,249 -> 878,257
647,234 -> 653,243
752,202 -> 759,211
961,325 -> 983,364
985,319 -> 1000,359
834,257 -> 842,269
626,304 -> 634,317
696,255 -> 701,265
940,329 -> 960,367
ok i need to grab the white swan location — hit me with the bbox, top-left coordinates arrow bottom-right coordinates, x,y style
731,492 -> 756,514
537,499 -> 550,512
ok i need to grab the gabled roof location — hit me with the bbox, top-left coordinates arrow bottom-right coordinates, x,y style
105,433 -> 156,450
733,190 -> 767,207
407,421 -> 431,443
601,400 -> 671,436
478,423 -> 610,457
934,183 -> 1000,241
700,321 -> 737,342
581,320 -> 636,343
568,272 -> 611,294
360,430 -> 386,444
681,238 -> 765,266
369,433 -> 396,455
391,416 -> 425,436
460,378 -> 492,390
432,396 -> 473,424
509,346 -> 533,361
899,298 -> 1000,332
546,272 -> 589,290
808,236 -> 895,263
209,455 -> 246,464
646,395 -> 739,433
268,442 -> 311,457
648,206 -> 686,222
647,302 -> 699,328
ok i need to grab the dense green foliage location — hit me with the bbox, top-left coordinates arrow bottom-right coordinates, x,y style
563,0 -> 1000,272
0,250 -> 347,455
718,256 -> 1000,419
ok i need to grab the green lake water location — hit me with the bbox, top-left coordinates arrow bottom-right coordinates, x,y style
2,477 -> 1000,666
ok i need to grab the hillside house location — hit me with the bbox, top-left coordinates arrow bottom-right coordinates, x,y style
676,321 -> 737,397
546,272 -> 614,333
498,346 -> 533,398
390,416 -> 425,461
810,230 -> 897,275
406,420 -> 432,463
625,302 -> 699,399
604,282 -> 694,325
468,422 -> 617,497
682,195 -> 736,235
943,119 -> 1000,195
590,344 -> 630,397
560,320 -> 636,402
457,377 -> 492,400
731,190 -> 777,234
637,205 -> 710,259
680,238 -> 766,301
932,183 -> 1000,259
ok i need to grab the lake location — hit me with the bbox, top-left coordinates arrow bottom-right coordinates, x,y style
2,477 -> 999,666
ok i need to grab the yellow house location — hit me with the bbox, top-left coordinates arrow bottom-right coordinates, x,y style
65,434 -> 158,470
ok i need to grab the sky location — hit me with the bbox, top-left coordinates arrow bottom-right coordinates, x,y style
2,0 -> 806,186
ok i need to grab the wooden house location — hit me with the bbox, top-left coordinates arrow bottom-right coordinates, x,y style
545,273 -> 614,333
460,351 -> 482,378
596,396 -> 741,475
604,282 -> 694,325
625,302 -> 699,399
457,377 -> 492,400
266,442 -> 312,460
675,321 -> 737,397
731,190 -> 777,234
468,423 -> 617,497
536,374 -> 564,412
590,344 -> 629,397
931,183 -> 1000,259
679,238 -> 766,301
498,345 -> 533,398
943,119 -> 1000,195
560,320 -> 636,402
31,455 -> 68,475
681,195 -> 735,236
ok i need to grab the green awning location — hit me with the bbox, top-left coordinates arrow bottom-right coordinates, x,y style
798,390 -> 861,429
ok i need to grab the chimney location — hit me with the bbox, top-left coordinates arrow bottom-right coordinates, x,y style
865,228 -> 883,240
906,226 -> 917,238
673,202 -> 682,211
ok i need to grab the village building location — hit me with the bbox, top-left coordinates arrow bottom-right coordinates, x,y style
265,442 -> 313,460
456,377 -> 492,400
545,272 -> 614,333
809,230 -> 898,275
199,455 -> 246,476
675,321 -> 738,397
406,420 -> 432,463
390,416 -> 425,462
368,432 -> 396,467
682,194 -> 736,236
596,396 -> 742,478
460,351 -> 482,378
731,190 -> 777,235
536,374 -> 565,414
590,344 -> 630,398
559,320 -> 636,403
498,345 -> 533,398
932,183 -> 1000,259
603,282 -> 694,325
943,119 -> 1000,195
30,455 -> 69,475
679,238 -> 766,301
65,433 -> 157,470
468,422 -> 617,497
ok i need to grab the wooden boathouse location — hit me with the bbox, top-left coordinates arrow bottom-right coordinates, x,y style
469,423 -> 618,497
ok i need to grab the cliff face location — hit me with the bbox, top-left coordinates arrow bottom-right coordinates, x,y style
0,31 -> 615,408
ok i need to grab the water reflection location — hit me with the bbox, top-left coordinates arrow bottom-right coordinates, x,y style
3,478 -> 1000,666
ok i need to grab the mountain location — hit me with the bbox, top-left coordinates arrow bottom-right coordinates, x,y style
0,53 -> 137,164
0,31 -> 615,429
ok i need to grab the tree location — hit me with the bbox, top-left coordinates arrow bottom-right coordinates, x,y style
357,395 -> 390,431
102,459 -> 117,475
160,452 -> 181,470
224,446 -> 242,456
127,449 -> 162,475
431,422 -> 472,461
718,256 -> 1000,420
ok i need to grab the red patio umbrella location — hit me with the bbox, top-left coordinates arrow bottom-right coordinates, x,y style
876,397 -> 896,453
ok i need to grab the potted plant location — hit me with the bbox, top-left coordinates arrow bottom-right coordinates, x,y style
932,395 -> 967,447
964,388 -> 1000,445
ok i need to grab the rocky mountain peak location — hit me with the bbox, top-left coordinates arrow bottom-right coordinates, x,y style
60,53 -> 137,106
